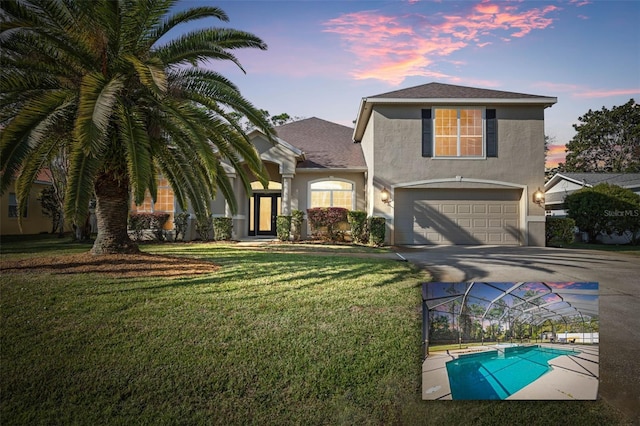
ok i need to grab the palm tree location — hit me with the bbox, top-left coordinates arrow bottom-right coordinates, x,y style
1,0 -> 274,254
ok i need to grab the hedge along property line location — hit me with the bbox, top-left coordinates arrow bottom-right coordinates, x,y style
546,217 -> 576,247
129,212 -> 170,241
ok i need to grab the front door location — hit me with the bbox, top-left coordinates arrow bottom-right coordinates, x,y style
249,194 -> 281,236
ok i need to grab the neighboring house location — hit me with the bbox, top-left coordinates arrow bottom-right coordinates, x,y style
545,172 -> 640,216
134,82 -> 557,245
1,170 -> 53,236
544,172 -> 640,244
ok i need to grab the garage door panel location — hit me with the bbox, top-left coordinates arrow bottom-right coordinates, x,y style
395,189 -> 521,245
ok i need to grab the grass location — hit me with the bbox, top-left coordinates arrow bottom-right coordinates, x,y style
568,242 -> 640,256
1,235 -> 632,425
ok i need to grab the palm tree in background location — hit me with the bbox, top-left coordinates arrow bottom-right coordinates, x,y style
1,0 -> 274,254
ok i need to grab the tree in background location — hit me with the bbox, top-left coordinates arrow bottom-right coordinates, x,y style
562,99 -> 640,172
566,183 -> 640,244
1,1 -> 274,254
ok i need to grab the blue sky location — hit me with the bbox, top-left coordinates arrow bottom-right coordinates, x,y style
174,1 -> 640,167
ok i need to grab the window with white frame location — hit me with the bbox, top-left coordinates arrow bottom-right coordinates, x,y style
434,108 -> 484,157
309,180 -> 354,210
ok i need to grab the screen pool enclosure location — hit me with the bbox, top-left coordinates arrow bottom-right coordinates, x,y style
421,282 -> 599,357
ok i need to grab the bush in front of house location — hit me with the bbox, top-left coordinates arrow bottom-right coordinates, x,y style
173,212 -> 190,241
347,210 -> 368,244
368,216 -> 386,246
545,217 -> 576,247
195,214 -> 213,241
128,213 -> 170,241
307,207 -> 349,241
213,217 -> 233,241
276,215 -> 292,241
291,210 -> 304,241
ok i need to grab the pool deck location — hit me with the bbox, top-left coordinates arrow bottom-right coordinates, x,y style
422,344 -> 599,400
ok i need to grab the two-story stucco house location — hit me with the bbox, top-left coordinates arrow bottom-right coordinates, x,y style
133,82 -> 556,246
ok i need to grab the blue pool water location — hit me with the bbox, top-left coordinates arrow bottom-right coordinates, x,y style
446,345 -> 579,400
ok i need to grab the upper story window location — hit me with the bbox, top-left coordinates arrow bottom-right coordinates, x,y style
434,108 -> 484,157
309,179 -> 354,210
8,193 -> 27,218
422,108 -> 497,158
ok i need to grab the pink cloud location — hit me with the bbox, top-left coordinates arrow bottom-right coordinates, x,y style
570,0 -> 592,7
534,82 -> 639,100
323,2 -> 560,85
546,144 -> 568,168
574,88 -> 640,98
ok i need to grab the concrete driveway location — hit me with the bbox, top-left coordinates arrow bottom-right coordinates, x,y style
396,245 -> 640,422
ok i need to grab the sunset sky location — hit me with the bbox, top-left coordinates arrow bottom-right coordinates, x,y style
173,0 -> 640,168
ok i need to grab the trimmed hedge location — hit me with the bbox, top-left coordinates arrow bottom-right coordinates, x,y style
307,207 -> 348,241
128,212 -> 170,241
368,216 -> 386,246
213,217 -> 233,241
347,210 -> 368,244
546,217 -> 576,247
173,212 -> 190,241
276,215 -> 292,241
291,210 -> 304,241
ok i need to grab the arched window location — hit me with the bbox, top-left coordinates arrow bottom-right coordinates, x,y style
309,179 -> 354,210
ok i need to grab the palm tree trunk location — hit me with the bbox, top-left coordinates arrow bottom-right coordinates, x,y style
91,170 -> 139,255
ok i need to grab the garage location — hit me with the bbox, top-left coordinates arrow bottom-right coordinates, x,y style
394,188 -> 521,245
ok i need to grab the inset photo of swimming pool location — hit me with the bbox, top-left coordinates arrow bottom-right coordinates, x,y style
421,282 -> 599,400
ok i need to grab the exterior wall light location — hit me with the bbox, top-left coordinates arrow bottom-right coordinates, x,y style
381,187 -> 391,205
532,188 -> 545,206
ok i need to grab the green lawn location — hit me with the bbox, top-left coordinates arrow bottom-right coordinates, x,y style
568,242 -> 640,256
0,236 -> 630,425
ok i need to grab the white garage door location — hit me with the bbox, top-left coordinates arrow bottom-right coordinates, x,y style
394,189 -> 521,245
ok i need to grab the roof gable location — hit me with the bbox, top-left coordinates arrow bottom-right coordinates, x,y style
275,117 -> 366,170
353,82 -> 557,142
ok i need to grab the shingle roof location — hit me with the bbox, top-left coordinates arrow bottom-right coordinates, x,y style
555,173 -> 640,189
369,82 -> 553,100
274,117 -> 366,170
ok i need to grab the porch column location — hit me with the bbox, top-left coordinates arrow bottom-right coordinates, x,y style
282,174 -> 293,215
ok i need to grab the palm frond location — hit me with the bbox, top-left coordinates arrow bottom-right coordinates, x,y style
146,4 -> 228,48
65,145 -> 101,224
115,101 -> 152,205
74,73 -> 124,155
1,91 -> 74,193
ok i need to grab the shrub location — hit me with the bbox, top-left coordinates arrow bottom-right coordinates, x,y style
276,215 -> 292,241
546,217 -> 576,247
195,214 -> 213,241
128,212 -> 169,241
307,207 -> 348,241
566,183 -> 640,244
368,216 -> 386,246
291,210 -> 304,241
347,210 -> 368,244
213,217 -> 233,241
173,212 -> 190,241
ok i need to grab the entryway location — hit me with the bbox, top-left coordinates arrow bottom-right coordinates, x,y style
248,193 -> 281,236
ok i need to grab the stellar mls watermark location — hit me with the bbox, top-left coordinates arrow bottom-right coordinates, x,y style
604,210 -> 640,217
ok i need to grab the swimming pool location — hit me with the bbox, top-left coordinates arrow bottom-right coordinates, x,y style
445,345 -> 579,400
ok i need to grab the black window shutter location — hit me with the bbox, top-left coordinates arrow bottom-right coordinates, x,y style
486,109 -> 497,157
422,109 -> 432,157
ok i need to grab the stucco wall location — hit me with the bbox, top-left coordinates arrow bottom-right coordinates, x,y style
368,104 -> 548,246
1,182 -> 53,235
